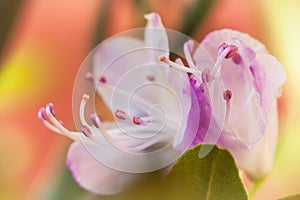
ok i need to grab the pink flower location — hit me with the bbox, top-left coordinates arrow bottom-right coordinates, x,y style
38,13 -> 194,195
169,29 -> 286,180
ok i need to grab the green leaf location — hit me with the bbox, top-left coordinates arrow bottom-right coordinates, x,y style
278,194 -> 300,200
163,144 -> 248,200
77,144 -> 248,200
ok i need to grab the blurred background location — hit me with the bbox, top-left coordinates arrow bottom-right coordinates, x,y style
0,0 -> 299,199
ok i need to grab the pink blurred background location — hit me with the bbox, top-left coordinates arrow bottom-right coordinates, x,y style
0,0 -> 299,199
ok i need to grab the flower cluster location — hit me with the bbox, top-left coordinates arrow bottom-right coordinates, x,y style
38,12 -> 285,194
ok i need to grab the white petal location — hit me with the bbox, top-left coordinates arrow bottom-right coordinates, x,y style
198,29 -> 268,60
169,59 -> 192,147
250,54 -> 286,112
144,12 -> 170,79
144,12 -> 168,50
93,36 -> 144,84
92,36 -> 175,118
221,100 -> 278,180
70,120 -> 181,173
66,142 -> 141,195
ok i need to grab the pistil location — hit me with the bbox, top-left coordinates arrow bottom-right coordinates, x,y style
223,90 -> 232,123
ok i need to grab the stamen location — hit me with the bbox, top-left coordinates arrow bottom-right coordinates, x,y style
79,95 -> 114,143
133,116 -> 142,125
90,112 -> 170,152
225,45 -> 238,59
81,125 -> 92,137
99,76 -> 107,83
114,109 -> 129,120
45,103 -> 78,141
90,113 -> 101,128
38,107 -> 47,121
223,90 -> 232,100
133,116 -> 152,125
85,72 -> 95,82
217,43 -> 238,59
47,103 -> 55,116
82,94 -> 90,101
38,107 -> 62,134
199,84 -> 205,93
211,44 -> 233,76
184,40 -> 196,69
158,55 -> 198,74
201,68 -> 211,83
80,94 -> 90,126
223,90 -> 232,123
90,113 -> 134,153
217,43 -> 228,56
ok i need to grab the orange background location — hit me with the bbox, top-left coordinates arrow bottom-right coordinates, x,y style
0,0 -> 299,199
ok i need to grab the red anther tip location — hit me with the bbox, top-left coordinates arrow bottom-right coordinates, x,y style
133,116 -> 142,125
99,76 -> 106,83
199,84 -> 205,93
158,55 -> 166,62
225,45 -> 238,59
223,90 -> 233,100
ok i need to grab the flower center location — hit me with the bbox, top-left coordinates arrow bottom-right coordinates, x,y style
159,46 -> 235,125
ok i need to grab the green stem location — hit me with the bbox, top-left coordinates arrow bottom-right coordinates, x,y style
46,164 -> 85,200
248,179 -> 264,199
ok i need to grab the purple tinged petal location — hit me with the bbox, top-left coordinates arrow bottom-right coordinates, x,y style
176,77 -> 212,150
250,54 -> 286,112
198,29 -> 268,59
192,28 -> 286,180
